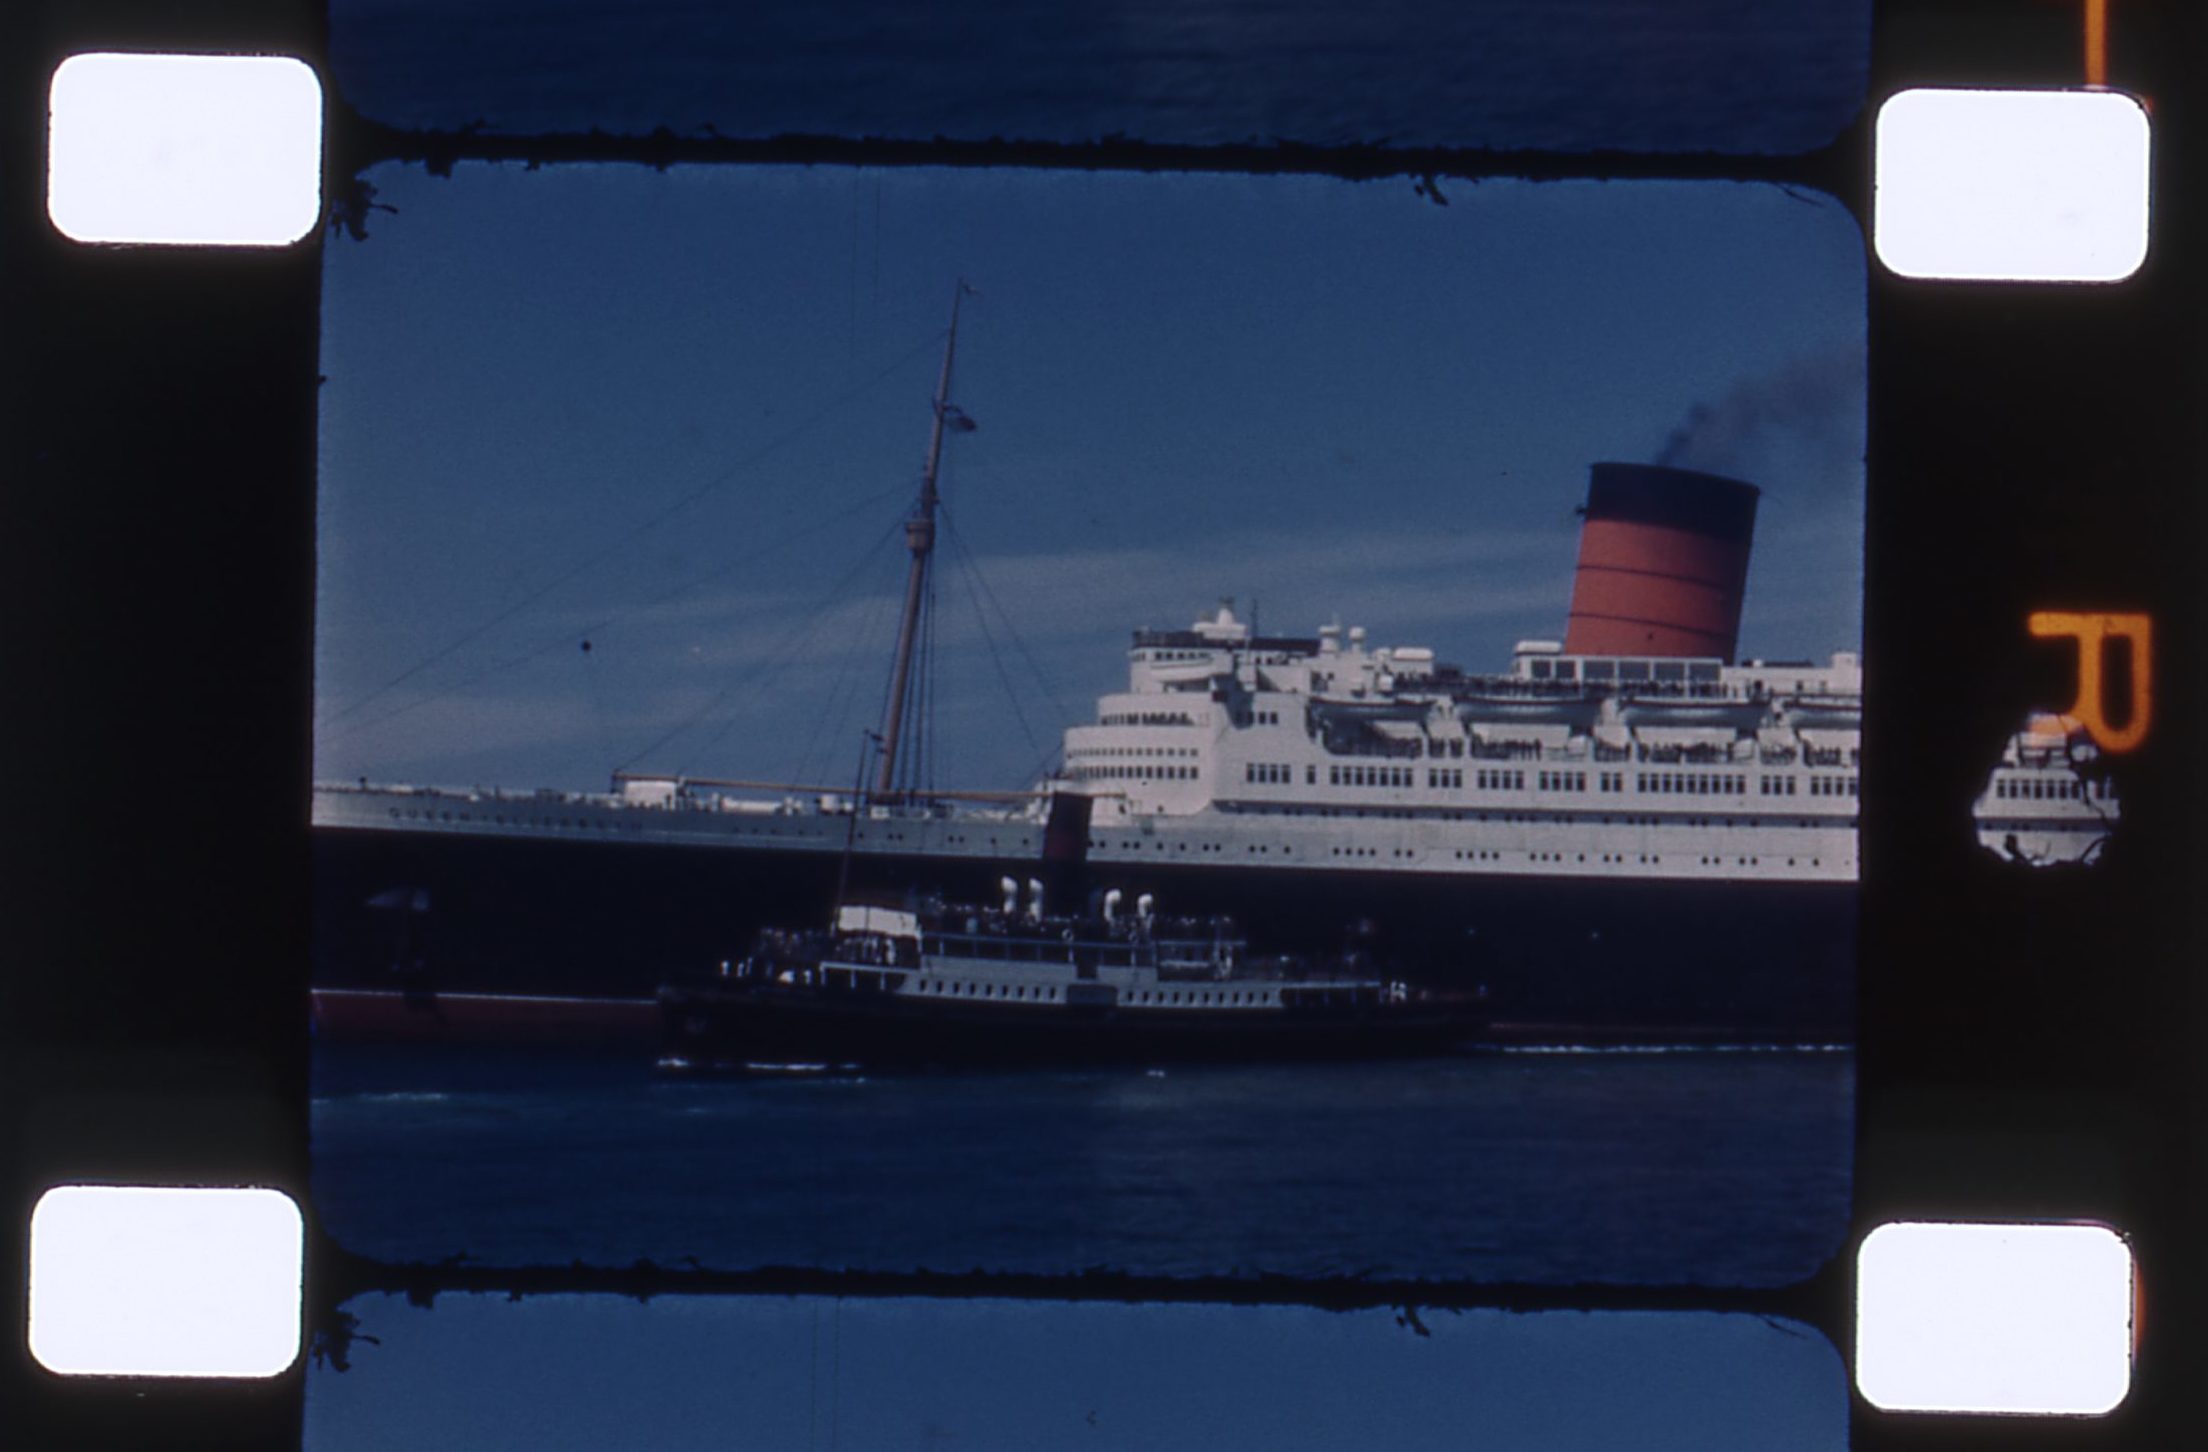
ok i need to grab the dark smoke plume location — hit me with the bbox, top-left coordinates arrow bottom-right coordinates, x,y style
1655,348 -> 1863,476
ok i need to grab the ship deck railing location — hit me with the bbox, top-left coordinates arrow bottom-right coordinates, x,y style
1636,744 -> 1746,764
1466,741 -> 1545,761
320,778 -> 1042,823
1446,679 -> 1769,704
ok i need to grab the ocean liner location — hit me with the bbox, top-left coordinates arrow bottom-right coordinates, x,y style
308,292 -> 2113,1047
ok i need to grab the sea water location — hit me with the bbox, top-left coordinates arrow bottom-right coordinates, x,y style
311,1044 -> 1851,1285
327,0 -> 1868,154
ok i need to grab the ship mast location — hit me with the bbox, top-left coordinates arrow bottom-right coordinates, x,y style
876,280 -> 970,797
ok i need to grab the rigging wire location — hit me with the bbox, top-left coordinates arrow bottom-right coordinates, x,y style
322,474 -> 919,752
579,633 -> 617,773
628,510 -> 910,774
320,329 -> 945,732
938,510 -> 1050,783
939,502 -> 1075,781
925,566 -> 940,794
791,573 -> 897,787
865,575 -> 902,797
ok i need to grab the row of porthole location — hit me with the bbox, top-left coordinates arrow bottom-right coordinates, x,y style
916,979 -> 1056,1001
1091,839 -> 1296,856
390,807 -> 635,832
1433,851 -> 1829,870
1226,806 -> 1849,830
389,806 -> 1844,867
1090,833 -> 1842,862
1130,989 -> 1271,1007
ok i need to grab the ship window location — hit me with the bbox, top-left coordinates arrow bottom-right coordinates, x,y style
1619,661 -> 1650,681
1653,663 -> 1686,682
1530,659 -> 1552,679
1688,663 -> 1720,683
1583,660 -> 1615,680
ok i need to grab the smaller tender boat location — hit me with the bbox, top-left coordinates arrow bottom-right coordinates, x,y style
657,880 -> 1489,1072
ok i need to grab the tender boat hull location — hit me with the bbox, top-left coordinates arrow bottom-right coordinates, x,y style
658,978 -> 1490,1070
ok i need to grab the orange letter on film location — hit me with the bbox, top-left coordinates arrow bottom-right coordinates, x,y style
2028,611 -> 2152,753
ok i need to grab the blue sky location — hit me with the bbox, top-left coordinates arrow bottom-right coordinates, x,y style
315,163 -> 1864,792
306,1295 -> 1846,1451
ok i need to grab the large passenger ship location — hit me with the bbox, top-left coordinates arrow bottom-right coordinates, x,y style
310,295 -> 2111,1047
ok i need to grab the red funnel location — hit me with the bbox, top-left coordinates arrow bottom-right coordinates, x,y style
1562,464 -> 1760,662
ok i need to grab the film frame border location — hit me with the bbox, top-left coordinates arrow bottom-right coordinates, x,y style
2,0 -> 2200,1447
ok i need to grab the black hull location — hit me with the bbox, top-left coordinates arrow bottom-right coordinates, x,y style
660,981 -> 1488,1070
313,826 -> 1856,1043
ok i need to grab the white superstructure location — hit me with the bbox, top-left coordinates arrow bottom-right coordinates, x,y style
1062,602 -> 1864,883
314,600 -> 2118,881
1970,714 -> 2120,866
